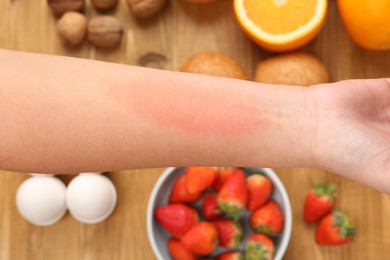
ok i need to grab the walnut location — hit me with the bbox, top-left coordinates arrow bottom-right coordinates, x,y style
87,16 -> 123,48
91,0 -> 118,11
47,0 -> 84,16
127,0 -> 167,18
57,11 -> 87,46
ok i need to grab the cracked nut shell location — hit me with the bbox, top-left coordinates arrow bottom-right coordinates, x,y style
91,0 -> 118,10
87,16 -> 123,48
48,0 -> 85,16
127,0 -> 167,18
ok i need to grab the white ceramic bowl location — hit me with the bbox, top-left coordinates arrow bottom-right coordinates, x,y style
147,167 -> 292,260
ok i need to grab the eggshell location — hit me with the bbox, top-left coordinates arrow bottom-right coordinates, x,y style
66,173 -> 117,224
16,175 -> 67,226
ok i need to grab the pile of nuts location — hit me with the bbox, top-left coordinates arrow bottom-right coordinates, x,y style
48,0 -> 167,48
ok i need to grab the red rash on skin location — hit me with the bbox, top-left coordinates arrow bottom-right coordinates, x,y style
108,73 -> 268,136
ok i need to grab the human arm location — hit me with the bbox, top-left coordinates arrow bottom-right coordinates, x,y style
0,49 -> 314,173
1,49 -> 389,195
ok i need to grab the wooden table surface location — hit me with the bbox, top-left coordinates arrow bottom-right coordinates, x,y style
1,0 -> 390,259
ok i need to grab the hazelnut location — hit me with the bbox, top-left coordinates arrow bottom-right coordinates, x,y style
57,12 -> 87,46
91,0 -> 118,10
87,16 -> 123,48
127,0 -> 167,18
47,0 -> 85,16
255,52 -> 329,86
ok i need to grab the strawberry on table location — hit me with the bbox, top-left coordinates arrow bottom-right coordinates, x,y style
154,203 -> 198,238
181,222 -> 218,255
246,173 -> 273,212
316,211 -> 355,246
202,193 -> 223,220
244,234 -> 274,260
212,219 -> 243,249
250,200 -> 284,236
217,170 -> 248,220
169,174 -> 202,204
213,167 -> 243,191
167,238 -> 197,260
186,167 -> 218,194
215,251 -> 243,260
304,180 -> 336,223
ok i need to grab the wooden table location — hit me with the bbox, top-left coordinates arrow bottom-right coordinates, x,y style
1,0 -> 390,259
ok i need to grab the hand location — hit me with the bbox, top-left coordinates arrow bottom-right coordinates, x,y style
311,78 -> 390,194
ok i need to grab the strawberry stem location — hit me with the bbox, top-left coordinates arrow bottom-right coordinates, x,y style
314,180 -> 336,198
331,210 -> 356,239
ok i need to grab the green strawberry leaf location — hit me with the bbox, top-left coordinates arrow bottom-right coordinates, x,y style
245,241 -> 269,260
314,180 -> 336,198
331,210 -> 356,239
254,225 -> 277,237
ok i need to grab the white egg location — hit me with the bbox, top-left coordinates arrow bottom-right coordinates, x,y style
16,175 -> 67,226
66,173 -> 117,224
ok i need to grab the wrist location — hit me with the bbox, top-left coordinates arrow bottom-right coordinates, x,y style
274,85 -> 319,167
249,83 -> 319,168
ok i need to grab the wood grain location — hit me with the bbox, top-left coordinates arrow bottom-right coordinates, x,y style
0,0 -> 390,259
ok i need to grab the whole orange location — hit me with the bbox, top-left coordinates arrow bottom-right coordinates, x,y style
338,0 -> 390,50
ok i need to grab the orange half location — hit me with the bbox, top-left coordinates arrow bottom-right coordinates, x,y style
234,0 -> 328,52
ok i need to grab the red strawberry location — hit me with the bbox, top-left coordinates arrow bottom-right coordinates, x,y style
186,167 -> 218,194
169,174 -> 202,204
215,251 -> 244,260
250,200 -> 284,236
212,219 -> 243,249
244,234 -> 274,260
304,180 -> 336,223
202,193 -> 223,220
246,174 -> 273,212
316,211 -> 355,246
213,167 -> 242,191
217,170 -> 248,220
181,222 -> 218,255
167,238 -> 197,260
155,203 -> 198,238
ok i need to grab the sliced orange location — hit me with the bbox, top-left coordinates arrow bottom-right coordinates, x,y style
234,0 -> 328,52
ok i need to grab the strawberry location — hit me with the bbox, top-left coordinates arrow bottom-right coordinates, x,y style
202,193 -> 223,220
186,167 -> 218,194
304,180 -> 336,223
167,238 -> 197,260
212,219 -> 243,249
316,211 -> 355,246
169,174 -> 202,204
244,234 -> 274,260
213,167 -> 243,191
246,174 -> 273,212
250,200 -> 284,236
181,222 -> 218,255
154,203 -> 198,238
217,170 -> 248,220
215,251 -> 244,260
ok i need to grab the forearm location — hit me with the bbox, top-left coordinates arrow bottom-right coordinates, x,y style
0,49 -> 315,173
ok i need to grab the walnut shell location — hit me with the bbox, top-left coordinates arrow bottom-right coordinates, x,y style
91,0 -> 118,10
48,0 -> 84,16
57,11 -> 87,46
181,52 -> 248,80
127,0 -> 167,18
87,16 -> 123,48
255,52 -> 329,86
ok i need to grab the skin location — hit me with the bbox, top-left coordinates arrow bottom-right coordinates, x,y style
0,49 -> 389,194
